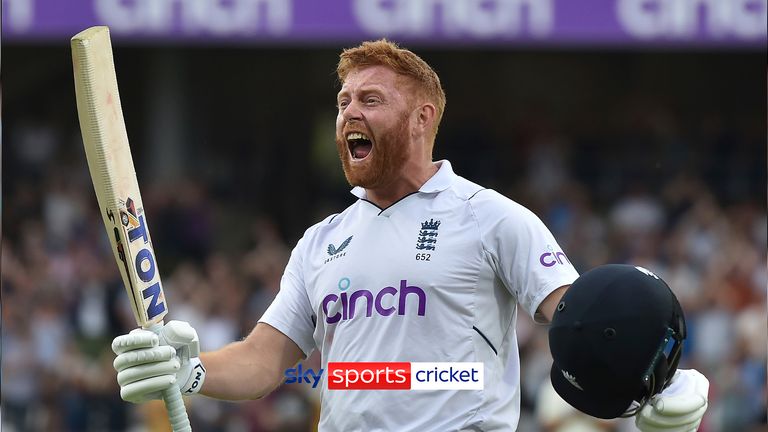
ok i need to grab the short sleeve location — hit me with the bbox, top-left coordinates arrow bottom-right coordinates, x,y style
469,190 -> 579,322
258,236 -> 316,357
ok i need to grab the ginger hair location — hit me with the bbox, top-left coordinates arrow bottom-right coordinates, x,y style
337,39 -> 446,139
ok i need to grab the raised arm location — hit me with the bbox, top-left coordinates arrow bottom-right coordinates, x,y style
200,322 -> 304,400
113,228 -> 316,405
112,320 -> 304,404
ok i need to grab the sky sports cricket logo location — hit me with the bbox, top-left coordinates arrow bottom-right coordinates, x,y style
285,362 -> 483,390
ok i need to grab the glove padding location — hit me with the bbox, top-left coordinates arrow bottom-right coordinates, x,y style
112,320 -> 206,403
635,369 -> 709,432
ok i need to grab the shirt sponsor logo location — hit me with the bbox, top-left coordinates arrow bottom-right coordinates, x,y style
539,244 -> 571,267
321,278 -> 426,324
325,235 -> 353,264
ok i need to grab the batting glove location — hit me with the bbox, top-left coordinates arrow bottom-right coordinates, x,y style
635,369 -> 709,432
112,320 -> 206,403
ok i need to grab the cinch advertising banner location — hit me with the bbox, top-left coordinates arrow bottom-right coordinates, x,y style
3,0 -> 766,47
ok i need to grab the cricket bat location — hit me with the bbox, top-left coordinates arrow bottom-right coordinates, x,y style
71,26 -> 192,432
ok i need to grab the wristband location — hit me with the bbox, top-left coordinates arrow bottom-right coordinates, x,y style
179,357 -> 206,395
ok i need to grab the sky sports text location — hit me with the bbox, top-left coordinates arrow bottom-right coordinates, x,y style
284,362 -> 483,390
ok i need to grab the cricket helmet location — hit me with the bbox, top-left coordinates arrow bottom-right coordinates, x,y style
548,264 -> 686,419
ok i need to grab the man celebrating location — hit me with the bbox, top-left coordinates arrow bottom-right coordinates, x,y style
112,40 -> 708,431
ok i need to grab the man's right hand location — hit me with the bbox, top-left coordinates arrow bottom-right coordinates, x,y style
112,320 -> 206,403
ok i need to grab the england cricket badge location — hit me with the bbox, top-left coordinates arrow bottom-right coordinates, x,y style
416,219 -> 440,251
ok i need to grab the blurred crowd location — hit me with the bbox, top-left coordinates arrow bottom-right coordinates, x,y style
3,85 -> 765,432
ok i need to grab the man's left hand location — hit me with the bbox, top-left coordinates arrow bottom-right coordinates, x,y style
635,369 -> 709,432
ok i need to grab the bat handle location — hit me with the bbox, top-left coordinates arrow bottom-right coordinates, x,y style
162,385 -> 192,432
148,322 -> 192,432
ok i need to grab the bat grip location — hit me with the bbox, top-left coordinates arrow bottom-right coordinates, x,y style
148,322 -> 192,432
162,385 -> 192,432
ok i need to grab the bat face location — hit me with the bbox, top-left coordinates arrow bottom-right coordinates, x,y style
72,26 -> 191,432
72,26 -> 168,328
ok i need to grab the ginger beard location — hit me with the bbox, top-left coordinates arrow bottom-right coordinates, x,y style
336,109 -> 412,189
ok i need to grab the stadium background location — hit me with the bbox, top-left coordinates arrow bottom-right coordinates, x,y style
2,1 -> 766,431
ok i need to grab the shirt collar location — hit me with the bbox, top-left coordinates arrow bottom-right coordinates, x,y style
350,160 -> 455,199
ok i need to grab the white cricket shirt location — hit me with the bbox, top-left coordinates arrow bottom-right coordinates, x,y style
260,160 -> 579,431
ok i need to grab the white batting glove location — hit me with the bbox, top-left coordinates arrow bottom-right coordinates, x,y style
112,320 -> 206,403
635,369 -> 709,432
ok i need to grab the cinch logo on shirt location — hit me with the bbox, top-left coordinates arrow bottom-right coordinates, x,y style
539,245 -> 571,267
327,362 -> 483,390
321,278 -> 426,324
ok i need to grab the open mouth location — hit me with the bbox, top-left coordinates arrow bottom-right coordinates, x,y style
346,132 -> 373,161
